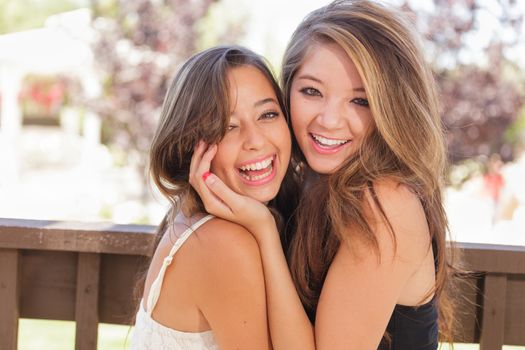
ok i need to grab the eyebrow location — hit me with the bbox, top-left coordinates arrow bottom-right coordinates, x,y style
254,97 -> 278,107
296,74 -> 366,92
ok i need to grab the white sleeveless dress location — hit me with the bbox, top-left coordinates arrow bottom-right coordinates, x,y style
130,215 -> 220,350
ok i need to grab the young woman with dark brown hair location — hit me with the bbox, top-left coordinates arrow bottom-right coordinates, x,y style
190,1 -> 457,349
131,45 -> 296,349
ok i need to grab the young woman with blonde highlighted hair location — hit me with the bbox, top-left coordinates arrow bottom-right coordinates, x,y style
191,1 -> 458,349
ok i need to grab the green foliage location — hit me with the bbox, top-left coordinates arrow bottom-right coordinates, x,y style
448,158 -> 484,189
18,319 -> 132,350
196,0 -> 249,51
0,0 -> 87,34
504,106 -> 525,145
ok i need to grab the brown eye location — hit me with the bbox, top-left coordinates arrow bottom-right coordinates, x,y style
259,111 -> 279,120
300,87 -> 322,97
351,98 -> 369,107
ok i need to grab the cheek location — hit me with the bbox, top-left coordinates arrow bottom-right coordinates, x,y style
290,95 -> 315,135
269,122 -> 292,154
290,107 -> 305,135
360,112 -> 374,136
209,146 -> 229,176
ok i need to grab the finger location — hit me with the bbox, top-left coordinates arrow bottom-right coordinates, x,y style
194,144 -> 217,180
203,172 -> 244,214
196,172 -> 236,218
189,140 -> 207,186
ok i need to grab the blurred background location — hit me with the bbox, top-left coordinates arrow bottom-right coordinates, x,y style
0,0 -> 524,241
1,0 -> 524,349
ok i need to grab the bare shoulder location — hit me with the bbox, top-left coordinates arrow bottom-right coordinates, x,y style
192,217 -> 261,259
368,178 -> 421,212
182,218 -> 267,322
363,178 -> 431,259
186,217 -> 263,281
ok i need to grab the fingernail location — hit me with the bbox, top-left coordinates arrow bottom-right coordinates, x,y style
202,171 -> 212,181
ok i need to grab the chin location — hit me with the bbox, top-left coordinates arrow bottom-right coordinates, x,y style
307,158 -> 340,175
244,187 -> 280,204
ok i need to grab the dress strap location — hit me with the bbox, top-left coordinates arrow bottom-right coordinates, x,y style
146,214 -> 214,315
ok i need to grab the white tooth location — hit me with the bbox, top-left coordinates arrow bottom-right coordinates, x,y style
313,134 -> 347,146
240,165 -> 273,181
240,157 -> 273,172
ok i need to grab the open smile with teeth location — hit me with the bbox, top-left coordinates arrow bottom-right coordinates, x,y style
311,133 -> 349,148
238,156 -> 275,182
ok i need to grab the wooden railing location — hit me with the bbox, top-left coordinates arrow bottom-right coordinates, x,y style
0,217 -> 524,350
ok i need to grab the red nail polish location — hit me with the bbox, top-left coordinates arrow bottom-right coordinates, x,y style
202,171 -> 212,181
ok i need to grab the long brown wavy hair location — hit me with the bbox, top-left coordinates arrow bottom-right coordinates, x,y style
281,0 -> 459,342
150,45 -> 299,229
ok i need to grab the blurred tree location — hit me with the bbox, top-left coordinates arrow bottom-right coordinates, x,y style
84,0 -> 240,200
403,0 -> 525,163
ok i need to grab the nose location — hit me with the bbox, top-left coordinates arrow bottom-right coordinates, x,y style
242,122 -> 266,151
316,98 -> 344,129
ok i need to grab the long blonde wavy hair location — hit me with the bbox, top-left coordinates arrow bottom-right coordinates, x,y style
281,0 -> 458,341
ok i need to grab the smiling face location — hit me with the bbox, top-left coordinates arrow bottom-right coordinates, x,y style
290,42 -> 374,174
210,65 -> 291,203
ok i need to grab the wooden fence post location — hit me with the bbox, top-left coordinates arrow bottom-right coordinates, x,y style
0,248 -> 20,350
75,252 -> 101,350
480,273 -> 507,350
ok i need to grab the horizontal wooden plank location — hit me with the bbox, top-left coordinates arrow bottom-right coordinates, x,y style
99,254 -> 149,324
20,250 -> 77,320
1,219 -> 523,266
18,250 -> 147,325
0,218 -> 157,255
457,242 -> 525,274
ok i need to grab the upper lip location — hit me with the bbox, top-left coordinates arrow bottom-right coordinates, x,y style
236,154 -> 275,169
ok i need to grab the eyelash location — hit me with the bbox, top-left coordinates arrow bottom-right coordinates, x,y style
299,87 -> 369,107
299,87 -> 321,96
352,98 -> 369,107
227,111 -> 279,131
259,111 -> 279,120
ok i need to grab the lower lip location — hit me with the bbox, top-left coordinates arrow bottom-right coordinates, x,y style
237,157 -> 278,186
309,135 -> 348,155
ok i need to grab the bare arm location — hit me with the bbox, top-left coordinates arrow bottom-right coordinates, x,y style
190,142 -> 315,350
190,145 -> 433,349
191,218 -> 273,349
314,180 -> 435,349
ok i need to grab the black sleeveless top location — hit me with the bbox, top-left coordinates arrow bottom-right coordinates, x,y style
377,240 -> 439,350
377,298 -> 438,350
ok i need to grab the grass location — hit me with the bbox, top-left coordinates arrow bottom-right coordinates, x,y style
18,319 -> 132,350
18,318 -> 525,350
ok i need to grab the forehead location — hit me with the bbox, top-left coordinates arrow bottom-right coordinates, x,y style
227,65 -> 277,106
296,42 -> 364,88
